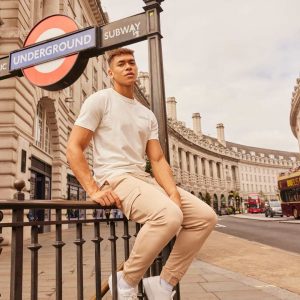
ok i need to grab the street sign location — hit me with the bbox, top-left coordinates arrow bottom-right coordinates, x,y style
10,28 -> 96,72
15,15 -> 95,91
99,13 -> 148,49
0,56 -> 10,79
0,12 -> 153,90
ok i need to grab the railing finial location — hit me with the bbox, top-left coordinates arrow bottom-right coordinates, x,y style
14,179 -> 25,200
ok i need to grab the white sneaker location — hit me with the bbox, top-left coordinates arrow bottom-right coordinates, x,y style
108,271 -> 138,300
143,276 -> 176,300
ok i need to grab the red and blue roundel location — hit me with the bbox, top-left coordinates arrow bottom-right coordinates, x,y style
22,15 -> 87,91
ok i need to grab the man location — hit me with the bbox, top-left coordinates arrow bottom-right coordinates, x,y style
67,48 -> 217,300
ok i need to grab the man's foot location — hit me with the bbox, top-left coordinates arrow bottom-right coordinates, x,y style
143,276 -> 176,300
108,271 -> 138,300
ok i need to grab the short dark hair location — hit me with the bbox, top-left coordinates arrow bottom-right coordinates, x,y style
106,48 -> 134,66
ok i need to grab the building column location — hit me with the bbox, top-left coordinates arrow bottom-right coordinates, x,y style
205,159 -> 210,178
212,161 -> 218,179
196,156 -> 203,176
169,144 -> 175,167
171,144 -> 181,183
180,149 -> 187,172
189,153 -> 195,175
180,149 -> 188,183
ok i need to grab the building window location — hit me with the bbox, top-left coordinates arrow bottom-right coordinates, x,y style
217,163 -> 221,178
186,152 -> 190,173
178,148 -> 182,170
34,102 -> 51,154
35,103 -> 43,148
82,14 -> 88,27
209,161 -> 213,178
93,67 -> 98,92
45,124 -> 51,154
201,158 -> 205,176
81,90 -> 87,106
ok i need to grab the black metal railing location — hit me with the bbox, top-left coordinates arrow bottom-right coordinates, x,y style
0,180 -> 180,300
0,201 -> 131,300
0,200 -> 180,300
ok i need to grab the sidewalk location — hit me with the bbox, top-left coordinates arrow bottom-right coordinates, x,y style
181,260 -> 300,300
1,223 -> 300,300
231,213 -> 300,224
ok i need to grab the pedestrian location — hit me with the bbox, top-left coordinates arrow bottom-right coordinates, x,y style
66,48 -> 217,300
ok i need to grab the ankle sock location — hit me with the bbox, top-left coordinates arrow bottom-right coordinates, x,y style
119,275 -> 133,290
160,277 -> 173,292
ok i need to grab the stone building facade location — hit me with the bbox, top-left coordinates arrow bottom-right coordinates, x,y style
0,0 -> 110,202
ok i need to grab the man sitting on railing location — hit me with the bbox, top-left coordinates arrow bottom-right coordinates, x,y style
66,48 -> 217,300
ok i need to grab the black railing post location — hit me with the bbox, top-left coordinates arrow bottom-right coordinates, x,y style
74,221 -> 85,300
91,220 -> 103,300
10,180 -> 26,300
27,225 -> 42,300
0,210 -> 3,256
108,221 -> 118,300
0,209 -> 2,300
122,218 -> 131,260
10,207 -> 24,300
53,209 -> 65,300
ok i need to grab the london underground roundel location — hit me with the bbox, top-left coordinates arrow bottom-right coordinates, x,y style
23,15 -> 88,91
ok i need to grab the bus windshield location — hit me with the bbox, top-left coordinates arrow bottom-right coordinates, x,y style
269,201 -> 280,207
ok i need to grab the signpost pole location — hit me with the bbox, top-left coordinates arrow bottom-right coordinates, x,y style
143,1 -> 180,299
143,0 -> 170,162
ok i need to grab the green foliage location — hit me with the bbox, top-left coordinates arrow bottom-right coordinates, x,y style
145,158 -> 153,176
204,192 -> 211,206
226,207 -> 233,215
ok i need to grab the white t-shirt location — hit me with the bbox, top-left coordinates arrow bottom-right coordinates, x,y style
74,88 -> 159,186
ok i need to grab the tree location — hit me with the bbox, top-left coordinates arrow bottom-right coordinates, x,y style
204,192 -> 211,206
145,158 -> 153,176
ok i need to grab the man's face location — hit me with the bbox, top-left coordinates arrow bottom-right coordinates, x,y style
108,54 -> 138,86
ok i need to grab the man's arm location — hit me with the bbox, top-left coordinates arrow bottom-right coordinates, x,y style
66,125 -> 121,208
146,139 -> 181,208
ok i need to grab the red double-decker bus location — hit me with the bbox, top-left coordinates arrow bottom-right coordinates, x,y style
246,193 -> 264,213
278,170 -> 300,219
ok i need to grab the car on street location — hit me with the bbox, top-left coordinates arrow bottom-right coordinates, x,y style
265,200 -> 283,217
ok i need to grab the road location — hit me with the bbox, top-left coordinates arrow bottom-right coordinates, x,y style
215,215 -> 300,253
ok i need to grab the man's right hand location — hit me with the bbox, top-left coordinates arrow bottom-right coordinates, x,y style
90,187 -> 122,209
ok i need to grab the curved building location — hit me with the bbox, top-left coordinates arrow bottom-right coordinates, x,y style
167,98 -> 299,211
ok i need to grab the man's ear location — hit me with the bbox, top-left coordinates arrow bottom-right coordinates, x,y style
108,68 -> 113,78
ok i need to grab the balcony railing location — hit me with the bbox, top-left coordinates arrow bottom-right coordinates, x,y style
0,199 -> 180,300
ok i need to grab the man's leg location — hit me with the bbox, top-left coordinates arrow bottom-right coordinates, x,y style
160,187 -> 217,286
108,174 -> 183,287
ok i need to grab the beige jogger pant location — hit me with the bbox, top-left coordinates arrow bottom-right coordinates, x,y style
107,173 -> 218,287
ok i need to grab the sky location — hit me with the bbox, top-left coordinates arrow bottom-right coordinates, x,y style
101,0 -> 300,152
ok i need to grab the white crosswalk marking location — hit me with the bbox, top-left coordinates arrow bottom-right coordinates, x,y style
216,223 -> 226,228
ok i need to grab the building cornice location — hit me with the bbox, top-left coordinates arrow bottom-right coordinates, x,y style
87,0 -> 108,25
168,119 -> 299,167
